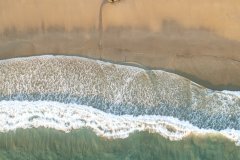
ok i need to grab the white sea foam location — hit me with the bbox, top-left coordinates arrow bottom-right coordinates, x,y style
222,90 -> 240,97
0,55 -> 240,140
1,55 -> 240,117
0,100 -> 239,146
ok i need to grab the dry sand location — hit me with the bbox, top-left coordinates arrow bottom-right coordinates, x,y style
0,0 -> 240,90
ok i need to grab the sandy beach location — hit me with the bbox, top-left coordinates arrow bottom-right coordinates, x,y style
1,0 -> 240,90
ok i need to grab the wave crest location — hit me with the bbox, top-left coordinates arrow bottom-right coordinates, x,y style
0,100 -> 240,146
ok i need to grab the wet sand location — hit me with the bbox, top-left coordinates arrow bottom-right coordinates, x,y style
1,0 -> 240,90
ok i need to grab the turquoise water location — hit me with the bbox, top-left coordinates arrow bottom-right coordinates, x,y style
0,128 -> 239,160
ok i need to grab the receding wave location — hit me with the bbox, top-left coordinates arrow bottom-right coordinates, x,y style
0,55 -> 240,145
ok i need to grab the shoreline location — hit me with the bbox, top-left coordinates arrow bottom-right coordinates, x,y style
1,53 -> 240,91
1,0 -> 240,90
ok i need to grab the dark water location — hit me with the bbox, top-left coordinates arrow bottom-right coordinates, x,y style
0,128 -> 239,160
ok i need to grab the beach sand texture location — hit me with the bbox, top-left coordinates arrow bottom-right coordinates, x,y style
1,0 -> 240,89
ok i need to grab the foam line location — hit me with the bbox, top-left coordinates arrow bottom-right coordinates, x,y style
0,100 -> 239,146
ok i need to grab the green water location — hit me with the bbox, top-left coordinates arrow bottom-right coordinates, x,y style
0,128 -> 239,160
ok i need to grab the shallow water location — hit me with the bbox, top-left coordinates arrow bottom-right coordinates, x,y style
0,128 -> 239,160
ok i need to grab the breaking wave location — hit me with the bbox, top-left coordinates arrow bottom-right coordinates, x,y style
0,100 -> 240,146
0,55 -> 240,145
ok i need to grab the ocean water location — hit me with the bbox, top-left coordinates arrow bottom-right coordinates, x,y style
0,128 -> 239,160
0,55 -> 240,159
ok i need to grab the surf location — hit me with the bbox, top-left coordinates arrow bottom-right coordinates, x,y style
0,55 -> 240,145
0,100 -> 240,146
